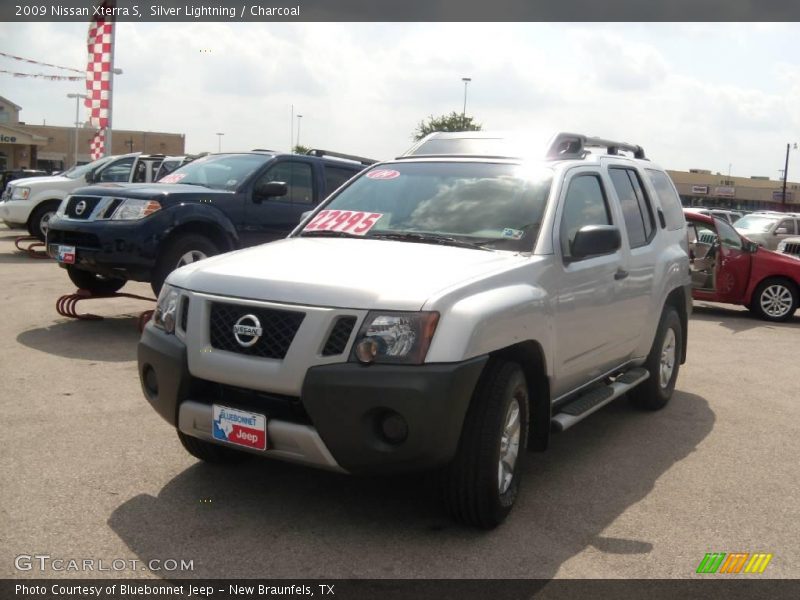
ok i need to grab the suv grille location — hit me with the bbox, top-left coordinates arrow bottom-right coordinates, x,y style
209,302 -> 304,359
65,195 -> 102,219
782,242 -> 800,256
322,316 -> 357,356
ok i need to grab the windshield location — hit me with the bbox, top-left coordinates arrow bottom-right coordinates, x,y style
735,215 -> 777,232
157,153 -> 271,190
299,161 -> 553,252
61,156 -> 113,180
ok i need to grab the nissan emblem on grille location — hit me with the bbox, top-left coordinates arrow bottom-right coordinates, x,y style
232,314 -> 263,347
75,200 -> 87,216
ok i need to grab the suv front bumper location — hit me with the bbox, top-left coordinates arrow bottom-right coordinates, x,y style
138,325 -> 488,474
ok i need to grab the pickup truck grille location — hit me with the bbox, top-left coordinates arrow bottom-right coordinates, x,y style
209,302 -> 305,359
65,195 -> 102,219
781,242 -> 800,256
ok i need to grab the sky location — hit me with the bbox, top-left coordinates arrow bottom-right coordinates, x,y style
2,22 -> 800,179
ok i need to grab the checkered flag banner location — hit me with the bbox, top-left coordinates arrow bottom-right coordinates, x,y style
84,1 -> 116,156
89,129 -> 106,160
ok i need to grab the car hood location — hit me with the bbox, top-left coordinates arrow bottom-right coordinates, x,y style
8,175 -> 71,188
168,237 -> 528,310
72,182 -> 225,199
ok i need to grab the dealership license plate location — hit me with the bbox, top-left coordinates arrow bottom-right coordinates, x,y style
212,405 -> 267,450
55,245 -> 76,264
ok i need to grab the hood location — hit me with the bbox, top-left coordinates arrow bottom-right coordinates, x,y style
754,245 -> 800,268
8,175 -> 71,188
72,182 -> 226,200
168,237 -> 528,310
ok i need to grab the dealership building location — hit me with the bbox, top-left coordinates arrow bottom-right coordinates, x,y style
0,96 -> 185,172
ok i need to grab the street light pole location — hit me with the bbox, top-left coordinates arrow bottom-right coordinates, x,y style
216,132 -> 224,153
66,93 -> 87,167
461,77 -> 472,128
296,115 -> 303,150
781,143 -> 796,212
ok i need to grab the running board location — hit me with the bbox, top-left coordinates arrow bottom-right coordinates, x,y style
551,368 -> 649,433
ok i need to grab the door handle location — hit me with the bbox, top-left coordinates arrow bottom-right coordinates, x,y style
614,269 -> 629,280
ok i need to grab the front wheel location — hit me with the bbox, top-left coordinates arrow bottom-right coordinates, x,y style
442,359 -> 529,529
750,278 -> 798,322
629,306 -> 682,411
28,201 -> 60,241
151,234 -> 219,296
67,266 -> 126,295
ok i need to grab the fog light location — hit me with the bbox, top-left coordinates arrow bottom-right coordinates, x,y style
380,412 -> 408,444
143,365 -> 158,398
355,338 -> 379,364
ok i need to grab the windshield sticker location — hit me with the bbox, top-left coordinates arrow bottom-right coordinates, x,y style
366,169 -> 400,180
303,210 -> 384,236
502,228 -> 525,240
159,173 -> 186,184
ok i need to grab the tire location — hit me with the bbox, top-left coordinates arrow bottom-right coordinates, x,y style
67,266 -> 126,295
442,359 -> 529,529
629,307 -> 682,411
28,201 -> 60,242
177,430 -> 252,464
749,278 -> 798,322
151,234 -> 219,296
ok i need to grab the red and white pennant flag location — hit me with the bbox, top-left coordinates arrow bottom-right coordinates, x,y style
85,2 -> 115,159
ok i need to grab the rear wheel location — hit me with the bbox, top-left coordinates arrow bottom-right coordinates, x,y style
177,430 -> 253,464
442,359 -> 529,529
750,278 -> 798,322
629,307 -> 682,411
67,266 -> 126,295
151,234 -> 219,296
28,201 -> 60,241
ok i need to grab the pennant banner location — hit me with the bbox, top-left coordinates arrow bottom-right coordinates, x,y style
0,51 -> 84,73
0,69 -> 83,81
90,129 -> 106,160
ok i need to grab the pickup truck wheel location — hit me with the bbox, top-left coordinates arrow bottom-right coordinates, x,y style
67,267 -> 126,295
28,201 -> 60,242
177,430 -> 252,464
152,234 -> 219,296
750,278 -> 798,322
629,307 -> 682,411
442,360 -> 529,529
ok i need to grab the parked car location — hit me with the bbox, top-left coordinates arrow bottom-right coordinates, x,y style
138,131 -> 691,528
0,153 -> 165,240
0,169 -> 49,195
685,211 -> 800,321
154,154 -> 205,181
733,212 -> 800,250
47,149 -> 375,295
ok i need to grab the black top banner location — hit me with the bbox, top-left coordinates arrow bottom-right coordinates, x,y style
2,0 -> 799,22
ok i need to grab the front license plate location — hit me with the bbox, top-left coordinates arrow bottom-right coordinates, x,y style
56,245 -> 76,264
212,404 -> 267,450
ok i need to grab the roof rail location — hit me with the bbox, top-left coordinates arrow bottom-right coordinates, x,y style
546,133 -> 646,160
305,149 -> 377,166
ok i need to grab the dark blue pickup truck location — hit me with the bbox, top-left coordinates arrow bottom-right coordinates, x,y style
46,149 -> 374,294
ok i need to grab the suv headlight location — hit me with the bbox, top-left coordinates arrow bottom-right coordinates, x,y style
351,311 -> 439,365
11,186 -> 30,201
777,241 -> 786,252
110,199 -> 161,220
153,284 -> 179,333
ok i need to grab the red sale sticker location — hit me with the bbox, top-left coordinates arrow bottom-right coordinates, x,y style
303,210 -> 384,236
366,169 -> 400,180
159,173 -> 186,184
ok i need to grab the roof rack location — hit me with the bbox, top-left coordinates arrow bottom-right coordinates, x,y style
546,133 -> 646,160
305,149 -> 377,166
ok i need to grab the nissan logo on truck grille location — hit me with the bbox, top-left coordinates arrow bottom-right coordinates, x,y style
209,302 -> 305,359
232,314 -> 263,347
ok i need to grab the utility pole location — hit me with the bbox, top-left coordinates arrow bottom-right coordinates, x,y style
296,114 -> 303,150
782,143 -> 791,212
461,77 -> 471,128
66,93 -> 87,167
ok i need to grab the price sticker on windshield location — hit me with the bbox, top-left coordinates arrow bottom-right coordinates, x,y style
303,210 -> 384,235
366,169 -> 400,180
159,173 -> 186,184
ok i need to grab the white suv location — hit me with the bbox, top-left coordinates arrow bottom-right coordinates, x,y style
137,131 -> 691,528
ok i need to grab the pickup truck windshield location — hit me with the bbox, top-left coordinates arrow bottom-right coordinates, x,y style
62,156 -> 113,180
161,154 -> 272,190
302,161 -> 553,252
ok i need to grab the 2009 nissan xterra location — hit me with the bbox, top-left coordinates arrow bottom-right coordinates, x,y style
137,131 -> 691,528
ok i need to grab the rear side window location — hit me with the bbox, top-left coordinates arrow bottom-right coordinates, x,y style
646,169 -> 685,231
324,165 -> 356,195
560,174 -> 612,259
609,168 -> 655,248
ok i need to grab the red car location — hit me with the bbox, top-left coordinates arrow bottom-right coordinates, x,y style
685,211 -> 800,321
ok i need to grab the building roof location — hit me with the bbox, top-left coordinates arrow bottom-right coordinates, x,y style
0,96 -> 23,111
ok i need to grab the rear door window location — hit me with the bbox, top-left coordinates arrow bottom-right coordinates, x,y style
609,167 -> 656,247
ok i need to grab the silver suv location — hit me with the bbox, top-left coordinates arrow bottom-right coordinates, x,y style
137,131 -> 691,528
734,212 -> 800,250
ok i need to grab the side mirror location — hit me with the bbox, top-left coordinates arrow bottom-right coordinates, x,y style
254,180 -> 288,201
745,240 -> 759,253
570,225 -> 621,260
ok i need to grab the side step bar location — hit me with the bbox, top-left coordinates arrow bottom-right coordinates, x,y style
551,368 -> 649,433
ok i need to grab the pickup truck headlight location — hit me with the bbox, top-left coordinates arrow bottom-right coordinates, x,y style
153,284 -> 179,333
351,311 -> 439,365
110,199 -> 161,220
11,186 -> 30,201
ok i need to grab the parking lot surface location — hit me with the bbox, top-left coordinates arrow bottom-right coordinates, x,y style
1,224 -> 798,579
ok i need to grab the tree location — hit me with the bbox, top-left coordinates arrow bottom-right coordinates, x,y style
293,144 -> 311,155
413,111 -> 482,141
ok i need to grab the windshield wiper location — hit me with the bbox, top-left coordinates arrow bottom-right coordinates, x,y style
368,232 -> 492,251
